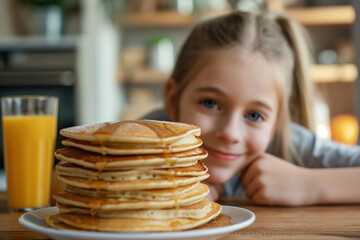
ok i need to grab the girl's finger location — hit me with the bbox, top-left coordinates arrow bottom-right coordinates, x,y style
251,189 -> 273,205
244,176 -> 262,199
241,160 -> 260,189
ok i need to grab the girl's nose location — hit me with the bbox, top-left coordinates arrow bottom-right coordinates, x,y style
215,114 -> 243,144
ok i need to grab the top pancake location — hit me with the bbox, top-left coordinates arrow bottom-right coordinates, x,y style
60,120 -> 200,144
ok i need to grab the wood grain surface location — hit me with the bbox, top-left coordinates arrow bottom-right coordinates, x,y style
1,193 -> 360,240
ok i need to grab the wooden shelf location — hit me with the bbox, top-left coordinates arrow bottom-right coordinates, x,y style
312,64 -> 357,83
119,68 -> 170,84
286,5 -> 355,25
117,11 -> 195,27
116,10 -> 231,28
131,68 -> 169,83
119,64 -> 357,85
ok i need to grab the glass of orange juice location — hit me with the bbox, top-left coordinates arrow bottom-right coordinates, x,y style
1,96 -> 58,212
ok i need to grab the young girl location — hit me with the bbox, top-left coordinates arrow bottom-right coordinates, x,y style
144,11 -> 360,206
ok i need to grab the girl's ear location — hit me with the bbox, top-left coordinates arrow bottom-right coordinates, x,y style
165,78 -> 177,121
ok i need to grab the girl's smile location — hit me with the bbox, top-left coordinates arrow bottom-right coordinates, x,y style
203,144 -> 245,163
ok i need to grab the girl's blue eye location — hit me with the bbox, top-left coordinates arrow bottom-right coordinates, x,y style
246,112 -> 263,122
200,99 -> 218,109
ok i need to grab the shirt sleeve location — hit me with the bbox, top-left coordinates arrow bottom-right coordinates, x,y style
291,123 -> 360,168
223,173 -> 244,196
140,109 -> 170,121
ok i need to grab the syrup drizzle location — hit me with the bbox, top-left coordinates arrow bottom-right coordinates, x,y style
93,121 -> 181,140
88,198 -> 104,216
95,159 -> 108,172
132,120 -> 180,140
89,179 -> 107,189
161,136 -> 178,208
93,122 -> 126,136
196,214 -> 232,229
92,122 -> 118,171
167,168 -> 179,208
170,220 -> 181,230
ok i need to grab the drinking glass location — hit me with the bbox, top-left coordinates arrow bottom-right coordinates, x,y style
1,96 -> 58,212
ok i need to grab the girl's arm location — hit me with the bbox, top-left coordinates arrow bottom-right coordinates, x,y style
241,153 -> 360,206
202,179 -> 223,201
305,167 -> 360,204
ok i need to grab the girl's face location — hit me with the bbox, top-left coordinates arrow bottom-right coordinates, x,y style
168,52 -> 280,184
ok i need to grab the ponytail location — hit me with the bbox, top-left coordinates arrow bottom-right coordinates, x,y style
261,11 -> 316,165
273,13 -> 316,132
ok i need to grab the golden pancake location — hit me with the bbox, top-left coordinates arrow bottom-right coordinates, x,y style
57,172 -> 209,191
64,183 -> 199,200
56,161 -> 208,181
62,136 -> 202,155
57,198 -> 213,219
45,215 -> 80,231
54,147 -> 207,170
54,183 -> 209,210
45,201 -> 221,232
59,120 -> 201,144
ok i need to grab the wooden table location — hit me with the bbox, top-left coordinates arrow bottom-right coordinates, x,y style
1,192 -> 360,240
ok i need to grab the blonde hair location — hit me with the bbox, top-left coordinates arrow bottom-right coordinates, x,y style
169,11 -> 315,163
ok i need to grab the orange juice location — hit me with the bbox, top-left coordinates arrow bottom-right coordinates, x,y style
2,115 -> 57,208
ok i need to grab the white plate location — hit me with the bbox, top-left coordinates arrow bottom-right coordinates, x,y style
19,206 -> 255,240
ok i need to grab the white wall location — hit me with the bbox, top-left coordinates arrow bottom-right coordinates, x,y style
0,0 -> 15,36
77,0 -> 124,124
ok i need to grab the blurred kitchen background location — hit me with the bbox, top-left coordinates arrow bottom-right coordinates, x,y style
1,0 -> 360,186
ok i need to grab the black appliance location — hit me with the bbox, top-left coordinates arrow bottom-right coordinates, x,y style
0,37 -> 77,169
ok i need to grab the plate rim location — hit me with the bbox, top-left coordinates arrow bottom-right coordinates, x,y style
18,205 -> 255,239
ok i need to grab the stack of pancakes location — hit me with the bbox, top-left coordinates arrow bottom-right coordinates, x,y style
45,120 -> 221,232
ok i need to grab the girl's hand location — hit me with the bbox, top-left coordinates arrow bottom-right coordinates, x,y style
241,153 -> 315,206
203,180 -> 224,201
